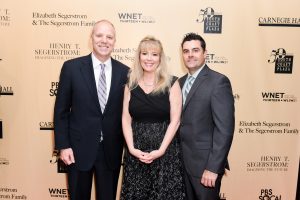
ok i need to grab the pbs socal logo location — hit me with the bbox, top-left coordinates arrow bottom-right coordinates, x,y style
259,189 -> 281,200
196,7 -> 222,33
50,82 -> 58,96
268,48 -> 293,74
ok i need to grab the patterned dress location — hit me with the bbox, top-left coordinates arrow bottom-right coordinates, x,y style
121,77 -> 185,200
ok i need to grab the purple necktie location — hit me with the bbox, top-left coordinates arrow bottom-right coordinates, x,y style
97,63 -> 106,113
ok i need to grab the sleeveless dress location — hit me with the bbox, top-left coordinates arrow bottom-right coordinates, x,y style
120,77 -> 185,200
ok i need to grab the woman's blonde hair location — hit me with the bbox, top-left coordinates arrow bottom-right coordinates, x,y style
128,36 -> 172,94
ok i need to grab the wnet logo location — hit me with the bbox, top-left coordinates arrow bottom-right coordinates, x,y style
48,188 -> 69,198
261,92 -> 297,103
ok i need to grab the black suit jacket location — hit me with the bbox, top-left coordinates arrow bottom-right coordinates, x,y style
54,54 -> 129,171
179,65 -> 235,177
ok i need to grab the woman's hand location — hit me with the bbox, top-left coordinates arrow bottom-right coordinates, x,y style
129,148 -> 149,161
139,149 -> 166,164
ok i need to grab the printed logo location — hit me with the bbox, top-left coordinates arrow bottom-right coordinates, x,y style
32,12 -> 95,27
0,8 -> 10,26
48,188 -> 69,198
50,150 -> 67,173
0,187 -> 27,199
118,12 -> 155,23
196,7 -> 222,33
40,122 -> 54,130
246,155 -> 289,172
259,17 -> 300,27
206,53 -> 228,65
239,120 -> 298,135
50,82 -> 58,96
0,85 -> 14,96
247,155 -> 289,172
268,48 -> 293,74
34,43 -> 80,60
259,189 -> 282,200
261,92 -> 297,103
112,48 -> 136,62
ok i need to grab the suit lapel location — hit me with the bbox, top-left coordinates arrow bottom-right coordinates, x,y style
179,74 -> 188,88
183,65 -> 209,112
104,58 -> 121,113
80,54 -> 101,113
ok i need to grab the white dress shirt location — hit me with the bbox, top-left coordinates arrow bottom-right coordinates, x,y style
91,53 -> 112,101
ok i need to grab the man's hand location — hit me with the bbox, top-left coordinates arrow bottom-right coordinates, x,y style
201,169 -> 218,187
60,148 -> 75,165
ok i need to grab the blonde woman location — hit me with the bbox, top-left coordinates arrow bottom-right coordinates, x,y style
121,36 -> 185,199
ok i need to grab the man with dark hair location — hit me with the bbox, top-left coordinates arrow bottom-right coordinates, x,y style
54,20 -> 129,200
179,32 -> 235,200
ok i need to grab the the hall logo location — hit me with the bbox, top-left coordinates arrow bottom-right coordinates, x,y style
39,121 -> 54,130
0,8 -> 10,26
259,17 -> 300,27
261,92 -> 297,103
118,12 -> 155,24
0,85 -> 14,96
50,82 -> 58,96
50,150 -> 67,173
259,189 -> 282,200
48,188 -> 69,198
268,48 -> 293,74
196,7 -> 222,33
34,42 -> 80,60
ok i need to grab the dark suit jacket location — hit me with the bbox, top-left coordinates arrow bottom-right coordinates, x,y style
179,65 -> 235,177
54,54 -> 129,171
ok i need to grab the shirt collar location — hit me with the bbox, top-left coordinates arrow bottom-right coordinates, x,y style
91,53 -> 112,69
188,63 -> 205,79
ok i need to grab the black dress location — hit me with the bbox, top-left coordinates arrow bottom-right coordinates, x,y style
121,77 -> 185,200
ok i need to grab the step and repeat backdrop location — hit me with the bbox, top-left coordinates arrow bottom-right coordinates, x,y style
1,0 -> 299,199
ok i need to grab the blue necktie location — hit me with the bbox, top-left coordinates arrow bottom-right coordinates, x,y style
183,76 -> 195,104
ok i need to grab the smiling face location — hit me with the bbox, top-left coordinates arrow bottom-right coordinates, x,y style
182,40 -> 207,75
139,47 -> 161,73
91,20 -> 116,62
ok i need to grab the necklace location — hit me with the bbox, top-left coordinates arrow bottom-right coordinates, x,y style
143,78 -> 154,86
